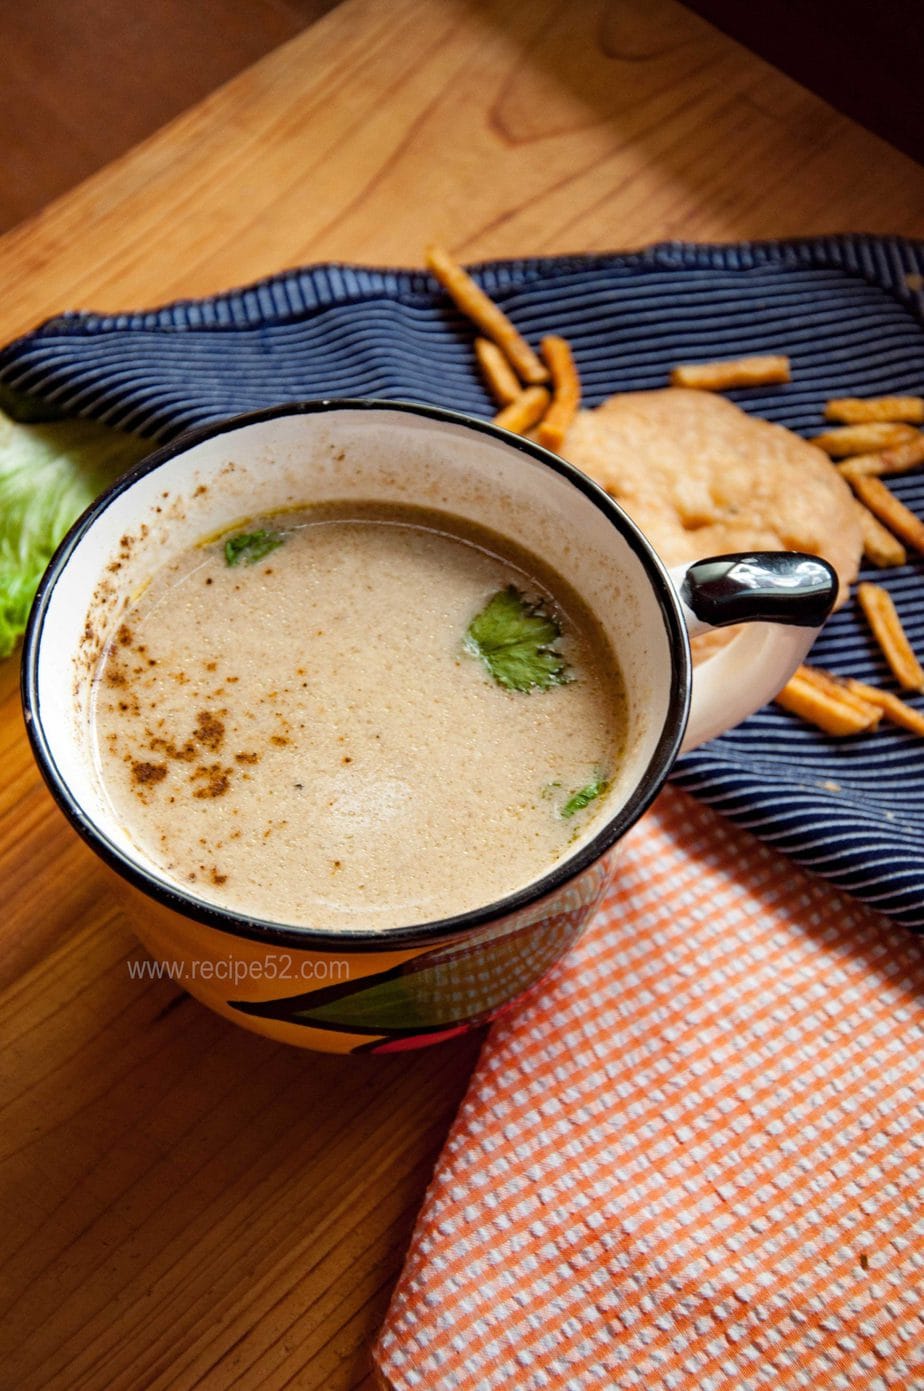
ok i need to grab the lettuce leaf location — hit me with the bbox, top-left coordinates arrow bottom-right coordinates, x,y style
0,411 -> 149,658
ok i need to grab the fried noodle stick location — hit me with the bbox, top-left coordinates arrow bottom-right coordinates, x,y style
474,337 -> 521,406
537,336 -> 581,451
778,663 -> 924,737
425,245 -> 548,385
824,396 -> 924,424
837,435 -> 924,478
843,679 -> 924,736
849,476 -> 924,554
775,668 -> 880,736
857,582 -> 924,692
812,422 -> 918,457
669,355 -> 790,390
853,500 -> 907,568
494,386 -> 551,435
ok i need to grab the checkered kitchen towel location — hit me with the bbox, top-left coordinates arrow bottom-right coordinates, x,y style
373,786 -> 923,1390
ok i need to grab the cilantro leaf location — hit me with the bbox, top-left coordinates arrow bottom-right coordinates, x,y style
561,773 -> 609,819
464,586 -> 570,692
224,529 -> 284,566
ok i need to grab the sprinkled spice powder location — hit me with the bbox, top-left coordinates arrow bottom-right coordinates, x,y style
90,502 -> 626,929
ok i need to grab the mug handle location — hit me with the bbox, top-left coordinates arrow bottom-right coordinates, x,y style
669,552 -> 838,753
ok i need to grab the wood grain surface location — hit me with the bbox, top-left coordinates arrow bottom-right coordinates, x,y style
0,0 -> 339,232
1,2 -> 922,1387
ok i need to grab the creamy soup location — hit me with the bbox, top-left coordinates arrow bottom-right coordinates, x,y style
90,502 -> 626,929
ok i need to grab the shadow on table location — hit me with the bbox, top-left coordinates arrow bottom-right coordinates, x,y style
451,0 -> 889,249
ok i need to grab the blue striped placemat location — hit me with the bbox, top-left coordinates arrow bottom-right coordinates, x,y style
3,236 -> 922,930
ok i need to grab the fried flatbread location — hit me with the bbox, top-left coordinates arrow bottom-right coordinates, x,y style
561,389 -> 862,658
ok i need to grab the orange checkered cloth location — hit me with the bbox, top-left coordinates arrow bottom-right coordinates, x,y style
373,785 -> 923,1389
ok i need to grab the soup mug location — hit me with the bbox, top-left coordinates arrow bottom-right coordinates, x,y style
22,401 -> 835,1053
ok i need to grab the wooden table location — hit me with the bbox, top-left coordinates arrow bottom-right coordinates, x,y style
2,2 -> 923,1386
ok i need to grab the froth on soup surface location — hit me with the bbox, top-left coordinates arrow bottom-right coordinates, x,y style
91,502 -> 627,930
